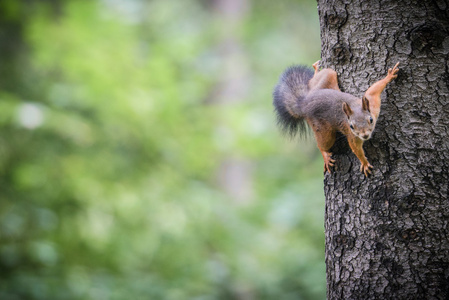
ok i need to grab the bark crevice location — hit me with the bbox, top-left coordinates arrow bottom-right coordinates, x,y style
318,0 -> 449,299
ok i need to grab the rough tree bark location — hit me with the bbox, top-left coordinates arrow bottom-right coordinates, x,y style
316,0 -> 449,299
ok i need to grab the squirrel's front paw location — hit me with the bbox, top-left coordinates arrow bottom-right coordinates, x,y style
387,62 -> 400,81
360,162 -> 373,177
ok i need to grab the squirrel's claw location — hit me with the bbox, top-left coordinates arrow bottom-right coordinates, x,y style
360,163 -> 374,177
324,163 -> 333,174
323,154 -> 335,174
387,62 -> 400,80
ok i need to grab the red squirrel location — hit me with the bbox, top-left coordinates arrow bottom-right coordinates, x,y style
273,61 -> 399,176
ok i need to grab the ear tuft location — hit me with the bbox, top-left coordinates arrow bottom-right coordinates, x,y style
362,95 -> 370,112
342,102 -> 353,118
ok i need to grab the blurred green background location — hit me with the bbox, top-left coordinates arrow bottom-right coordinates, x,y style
0,0 -> 324,299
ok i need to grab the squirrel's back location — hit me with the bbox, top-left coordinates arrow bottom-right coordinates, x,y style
272,61 -> 400,176
273,65 -> 313,137
303,89 -> 360,132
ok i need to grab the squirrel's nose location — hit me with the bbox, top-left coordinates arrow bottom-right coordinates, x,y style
362,134 -> 370,140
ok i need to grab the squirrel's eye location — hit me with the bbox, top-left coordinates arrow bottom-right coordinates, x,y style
369,117 -> 373,124
350,124 -> 354,130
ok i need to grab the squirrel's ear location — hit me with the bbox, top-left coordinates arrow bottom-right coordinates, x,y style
362,95 -> 370,112
342,102 -> 353,118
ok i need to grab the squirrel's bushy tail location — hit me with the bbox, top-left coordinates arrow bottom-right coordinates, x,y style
273,65 -> 313,137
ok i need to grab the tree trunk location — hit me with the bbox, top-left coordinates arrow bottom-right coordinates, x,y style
317,0 -> 449,299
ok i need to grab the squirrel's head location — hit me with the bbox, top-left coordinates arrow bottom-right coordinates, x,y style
342,96 -> 375,141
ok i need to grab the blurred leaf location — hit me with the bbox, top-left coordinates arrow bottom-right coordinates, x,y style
0,0 -> 325,299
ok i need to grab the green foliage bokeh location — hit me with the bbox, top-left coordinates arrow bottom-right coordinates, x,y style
0,0 -> 324,299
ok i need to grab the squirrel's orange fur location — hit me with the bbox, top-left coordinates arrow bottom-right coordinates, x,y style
273,61 -> 399,176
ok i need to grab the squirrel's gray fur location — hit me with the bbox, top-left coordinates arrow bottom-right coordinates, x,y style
273,65 -> 360,138
273,65 -> 313,137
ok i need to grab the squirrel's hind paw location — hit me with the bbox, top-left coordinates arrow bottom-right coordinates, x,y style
323,154 -> 336,174
312,61 -> 321,73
